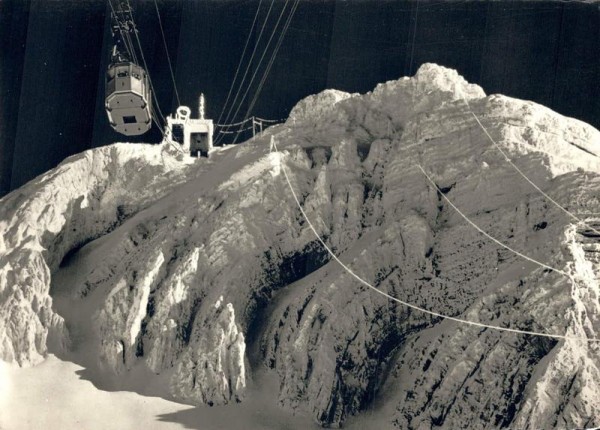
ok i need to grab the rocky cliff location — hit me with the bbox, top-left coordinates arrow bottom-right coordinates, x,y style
0,64 -> 599,429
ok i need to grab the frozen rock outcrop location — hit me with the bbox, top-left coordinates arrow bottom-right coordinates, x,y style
288,89 -> 355,124
0,144 -> 192,365
171,295 -> 246,405
1,63 -> 599,428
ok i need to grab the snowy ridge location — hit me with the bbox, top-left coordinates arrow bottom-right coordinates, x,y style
1,64 -> 600,428
0,144 -> 193,365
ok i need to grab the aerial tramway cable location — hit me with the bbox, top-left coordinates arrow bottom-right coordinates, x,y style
216,0 -> 296,144
235,0 -> 301,144
216,0 -> 277,144
216,0 -> 264,128
125,0 -> 166,130
218,0 -> 292,145
254,117 -> 282,123
247,0 -> 301,116
225,0 -> 292,129
408,0 -> 419,75
219,124 -> 255,135
153,0 -> 181,107
215,116 -> 283,138
215,116 -> 255,128
107,0 -> 134,61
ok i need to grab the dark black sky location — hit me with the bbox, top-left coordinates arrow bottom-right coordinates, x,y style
1,0 -> 599,197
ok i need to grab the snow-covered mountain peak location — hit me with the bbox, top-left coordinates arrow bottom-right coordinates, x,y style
1,64 -> 599,429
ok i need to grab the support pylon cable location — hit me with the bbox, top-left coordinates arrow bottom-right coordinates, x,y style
127,0 -> 165,124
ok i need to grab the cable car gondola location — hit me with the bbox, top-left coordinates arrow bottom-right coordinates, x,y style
105,2 -> 152,136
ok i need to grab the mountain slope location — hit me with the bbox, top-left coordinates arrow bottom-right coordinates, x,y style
1,64 -> 599,429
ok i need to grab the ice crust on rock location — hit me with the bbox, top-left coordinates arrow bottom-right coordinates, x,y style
170,295 -> 246,405
288,89 -> 355,125
0,144 -> 192,365
1,63 -> 600,428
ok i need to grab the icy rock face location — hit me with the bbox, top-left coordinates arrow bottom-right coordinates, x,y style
0,144 -> 191,365
95,251 -> 165,373
1,63 -> 600,428
170,295 -> 246,405
288,89 -> 355,125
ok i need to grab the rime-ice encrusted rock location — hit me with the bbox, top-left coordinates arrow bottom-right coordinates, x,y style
95,251 -> 165,373
0,143 -> 192,366
1,63 -> 599,428
170,296 -> 246,405
288,89 -> 355,125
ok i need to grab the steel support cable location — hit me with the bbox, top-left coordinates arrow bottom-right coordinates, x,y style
215,116 -> 255,128
244,14 -> 296,121
219,124 -> 255,134
229,0 -> 295,146
217,0 -> 276,140
225,0 -> 291,128
460,92 -> 600,237
123,6 -> 139,64
125,31 -> 139,64
127,0 -> 165,124
254,117 -> 283,123
408,0 -> 419,75
107,0 -> 136,62
272,139 -> 599,343
244,0 -> 300,118
153,0 -> 181,106
151,112 -> 164,134
231,115 -> 259,143
216,0 -> 277,144
215,0 -> 264,127
216,117 -> 281,138
215,117 -> 282,129
239,0 -> 300,140
126,14 -> 140,62
149,102 -> 164,134
218,0 -> 291,145
216,116 -> 283,144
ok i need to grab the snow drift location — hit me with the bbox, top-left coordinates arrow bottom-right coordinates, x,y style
1,64 -> 599,429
